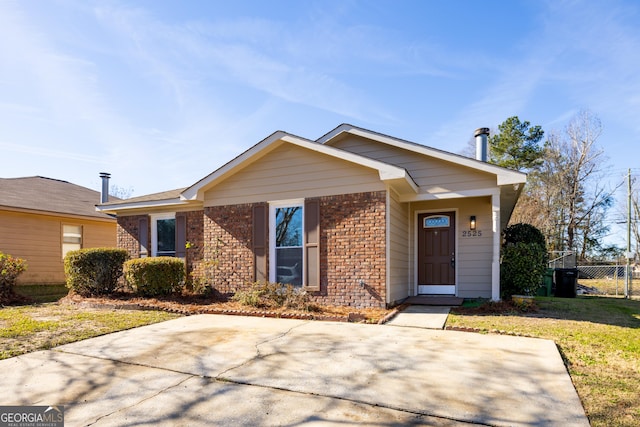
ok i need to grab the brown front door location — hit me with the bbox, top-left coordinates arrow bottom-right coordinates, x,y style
418,212 -> 455,293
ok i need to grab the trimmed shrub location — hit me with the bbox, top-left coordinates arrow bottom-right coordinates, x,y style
0,251 -> 28,299
500,223 -> 548,299
503,223 -> 546,248
64,248 -> 129,296
124,257 -> 185,297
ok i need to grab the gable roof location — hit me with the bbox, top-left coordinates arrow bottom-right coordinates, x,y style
318,124 -> 526,186
180,130 -> 418,201
97,124 -> 527,215
0,176 -> 116,220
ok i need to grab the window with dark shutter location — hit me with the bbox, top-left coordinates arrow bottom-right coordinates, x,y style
175,213 -> 187,259
139,216 -> 149,258
253,204 -> 268,283
304,199 -> 320,291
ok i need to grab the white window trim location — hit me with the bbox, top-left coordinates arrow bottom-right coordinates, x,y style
150,213 -> 176,257
62,224 -> 83,259
269,199 -> 304,285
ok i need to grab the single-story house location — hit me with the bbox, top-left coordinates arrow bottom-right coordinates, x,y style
0,175 -> 118,285
98,125 -> 526,307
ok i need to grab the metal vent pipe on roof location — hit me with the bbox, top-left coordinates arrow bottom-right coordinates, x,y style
474,127 -> 490,162
99,172 -> 111,203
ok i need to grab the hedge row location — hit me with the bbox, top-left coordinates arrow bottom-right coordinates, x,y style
64,249 -> 185,297
64,248 -> 129,296
123,257 -> 185,297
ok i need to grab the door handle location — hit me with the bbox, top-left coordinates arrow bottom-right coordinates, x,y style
451,258 -> 455,268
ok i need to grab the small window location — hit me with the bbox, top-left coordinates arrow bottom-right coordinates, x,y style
151,214 -> 176,257
62,225 -> 82,258
423,215 -> 450,228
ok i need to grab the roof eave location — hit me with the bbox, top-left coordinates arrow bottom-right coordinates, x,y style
96,198 -> 194,215
320,124 -> 529,184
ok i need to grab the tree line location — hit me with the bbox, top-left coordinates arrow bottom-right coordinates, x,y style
484,110 -> 628,263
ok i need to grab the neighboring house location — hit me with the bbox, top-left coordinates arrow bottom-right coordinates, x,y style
98,125 -> 526,307
0,176 -> 117,285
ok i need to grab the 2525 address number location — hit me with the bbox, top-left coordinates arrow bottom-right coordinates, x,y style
462,230 -> 482,237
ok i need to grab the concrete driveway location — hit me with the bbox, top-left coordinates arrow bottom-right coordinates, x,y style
1,314 -> 589,426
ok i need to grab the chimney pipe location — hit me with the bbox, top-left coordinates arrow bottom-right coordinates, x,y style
99,172 -> 111,203
474,127 -> 490,162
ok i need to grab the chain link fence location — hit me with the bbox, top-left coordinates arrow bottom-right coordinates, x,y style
576,264 -> 636,296
548,251 -> 636,297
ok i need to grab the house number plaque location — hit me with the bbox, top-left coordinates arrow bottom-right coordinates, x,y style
461,230 -> 483,237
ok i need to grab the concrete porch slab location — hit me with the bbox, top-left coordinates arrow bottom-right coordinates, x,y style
386,305 -> 451,329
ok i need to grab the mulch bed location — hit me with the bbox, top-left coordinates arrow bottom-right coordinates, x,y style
0,290 -> 32,306
59,292 -> 394,324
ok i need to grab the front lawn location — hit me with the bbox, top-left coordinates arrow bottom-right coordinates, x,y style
447,296 -> 640,427
0,303 -> 181,359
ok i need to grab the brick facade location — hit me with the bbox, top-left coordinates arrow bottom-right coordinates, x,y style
117,191 -> 387,308
201,191 -> 387,308
314,191 -> 387,308
117,214 -> 147,258
184,210 -> 204,280
203,204 -> 255,293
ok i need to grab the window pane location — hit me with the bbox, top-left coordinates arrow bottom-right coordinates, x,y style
62,225 -> 82,258
276,247 -> 302,286
63,225 -> 82,244
157,218 -> 176,256
275,207 -> 302,247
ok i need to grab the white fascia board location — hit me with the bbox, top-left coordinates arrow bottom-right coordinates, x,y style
95,198 -> 192,215
320,125 -> 527,187
496,171 -> 527,186
398,187 -> 500,203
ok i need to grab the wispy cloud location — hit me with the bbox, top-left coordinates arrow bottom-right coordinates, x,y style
424,0 -> 640,148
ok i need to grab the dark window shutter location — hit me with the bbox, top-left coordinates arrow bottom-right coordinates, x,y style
139,216 -> 149,258
253,204 -> 268,283
304,199 -> 320,291
175,213 -> 187,258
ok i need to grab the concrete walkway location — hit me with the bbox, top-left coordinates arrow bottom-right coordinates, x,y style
386,305 -> 451,329
1,314 -> 589,426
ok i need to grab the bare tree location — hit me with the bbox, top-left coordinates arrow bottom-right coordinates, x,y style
510,110 -> 620,261
109,184 -> 134,200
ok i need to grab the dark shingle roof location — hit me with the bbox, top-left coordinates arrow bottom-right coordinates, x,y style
0,176 -> 116,220
99,188 -> 186,206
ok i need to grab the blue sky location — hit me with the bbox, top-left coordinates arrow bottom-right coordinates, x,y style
1,0 -> 638,244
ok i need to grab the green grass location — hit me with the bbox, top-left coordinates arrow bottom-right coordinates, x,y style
14,284 -> 69,303
0,303 -> 181,359
579,278 -> 633,296
447,296 -> 640,427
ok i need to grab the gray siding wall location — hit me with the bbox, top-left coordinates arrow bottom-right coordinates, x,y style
387,189 -> 410,304
331,135 -> 497,195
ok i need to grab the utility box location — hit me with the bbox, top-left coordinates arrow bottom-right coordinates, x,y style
554,268 -> 578,298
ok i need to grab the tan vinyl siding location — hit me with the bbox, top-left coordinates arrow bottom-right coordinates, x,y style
204,143 -> 385,206
410,197 -> 493,298
0,209 -> 116,285
387,189 -> 410,304
331,135 -> 496,194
